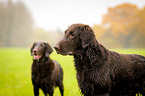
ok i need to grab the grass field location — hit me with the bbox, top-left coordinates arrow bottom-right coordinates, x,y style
0,48 -> 145,96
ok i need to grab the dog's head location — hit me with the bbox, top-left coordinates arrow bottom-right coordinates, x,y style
54,23 -> 96,55
31,42 -> 53,60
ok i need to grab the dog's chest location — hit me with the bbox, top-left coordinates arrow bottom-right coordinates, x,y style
32,62 -> 51,83
74,55 -> 111,95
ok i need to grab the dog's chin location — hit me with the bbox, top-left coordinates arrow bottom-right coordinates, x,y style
33,55 -> 42,60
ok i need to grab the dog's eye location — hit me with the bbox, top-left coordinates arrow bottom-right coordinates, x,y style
70,31 -> 74,38
40,44 -> 44,47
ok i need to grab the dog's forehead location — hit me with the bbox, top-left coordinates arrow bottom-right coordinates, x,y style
35,42 -> 45,46
67,26 -> 76,31
66,24 -> 85,33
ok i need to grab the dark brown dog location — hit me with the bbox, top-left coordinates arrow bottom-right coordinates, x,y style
54,24 -> 145,96
31,42 -> 64,96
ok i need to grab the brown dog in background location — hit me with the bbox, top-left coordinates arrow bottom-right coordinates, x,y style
31,42 -> 64,96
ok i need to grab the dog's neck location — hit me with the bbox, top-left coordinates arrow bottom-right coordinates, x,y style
74,40 -> 109,69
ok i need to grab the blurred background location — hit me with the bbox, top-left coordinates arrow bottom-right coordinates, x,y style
0,0 -> 145,48
0,0 -> 145,96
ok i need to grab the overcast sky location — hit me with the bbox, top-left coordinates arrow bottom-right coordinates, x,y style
1,0 -> 145,31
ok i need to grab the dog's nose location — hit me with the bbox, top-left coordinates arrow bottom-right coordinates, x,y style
33,49 -> 38,54
54,45 -> 60,51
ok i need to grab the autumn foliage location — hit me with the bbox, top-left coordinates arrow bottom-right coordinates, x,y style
93,3 -> 145,48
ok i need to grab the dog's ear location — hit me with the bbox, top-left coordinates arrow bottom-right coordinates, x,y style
45,43 -> 53,57
80,25 -> 95,48
30,42 -> 36,56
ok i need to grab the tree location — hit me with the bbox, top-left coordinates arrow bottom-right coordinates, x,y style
0,2 -> 5,46
93,3 -> 145,48
130,7 -> 145,47
0,0 -> 33,47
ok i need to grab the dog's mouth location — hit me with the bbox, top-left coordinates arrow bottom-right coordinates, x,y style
54,44 -> 74,55
68,52 -> 73,55
55,49 -> 73,55
33,53 -> 42,60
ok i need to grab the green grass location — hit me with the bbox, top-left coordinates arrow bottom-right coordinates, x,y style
0,48 -> 79,96
0,48 -> 145,96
